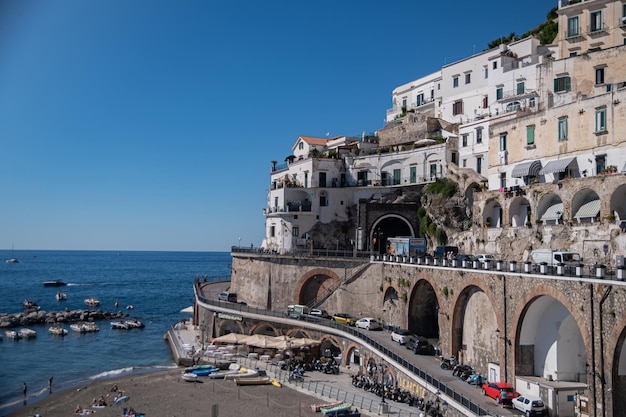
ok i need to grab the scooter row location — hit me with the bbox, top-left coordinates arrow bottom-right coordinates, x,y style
439,355 -> 486,386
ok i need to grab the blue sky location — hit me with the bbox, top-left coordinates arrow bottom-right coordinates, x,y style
0,0 -> 555,252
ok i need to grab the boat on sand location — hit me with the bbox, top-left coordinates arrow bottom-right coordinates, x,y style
234,377 -> 271,386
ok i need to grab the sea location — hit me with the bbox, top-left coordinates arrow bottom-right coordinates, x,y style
0,250 -> 232,415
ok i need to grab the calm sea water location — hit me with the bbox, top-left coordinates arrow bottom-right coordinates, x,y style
0,250 -> 232,414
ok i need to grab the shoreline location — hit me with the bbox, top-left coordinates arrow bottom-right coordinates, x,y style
5,368 -> 334,417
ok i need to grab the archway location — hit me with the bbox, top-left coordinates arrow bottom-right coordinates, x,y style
483,199 -> 503,228
610,184 -> 626,224
517,296 -> 587,382
571,189 -> 601,224
408,280 -> 439,338
509,196 -> 531,228
537,194 -> 563,225
382,286 -> 401,328
371,215 -> 415,254
295,269 -> 341,306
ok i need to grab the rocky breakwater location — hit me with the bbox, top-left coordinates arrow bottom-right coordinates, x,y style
0,309 -> 127,328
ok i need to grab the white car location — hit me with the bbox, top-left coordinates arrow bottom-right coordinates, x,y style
391,329 -> 415,344
512,395 -> 547,416
355,317 -> 382,330
475,254 -> 496,264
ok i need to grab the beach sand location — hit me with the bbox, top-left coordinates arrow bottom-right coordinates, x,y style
6,369 -> 336,417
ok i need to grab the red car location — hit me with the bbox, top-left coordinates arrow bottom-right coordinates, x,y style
482,382 -> 519,405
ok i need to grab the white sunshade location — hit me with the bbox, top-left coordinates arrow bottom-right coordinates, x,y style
180,306 -> 194,314
542,202 -> 564,221
511,160 -> 542,178
574,199 -> 601,220
539,157 -> 576,175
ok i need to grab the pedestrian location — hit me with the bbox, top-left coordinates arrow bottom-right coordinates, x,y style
22,382 -> 27,398
48,376 -> 53,393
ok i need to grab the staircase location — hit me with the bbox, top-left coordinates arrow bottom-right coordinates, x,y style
306,263 -> 371,310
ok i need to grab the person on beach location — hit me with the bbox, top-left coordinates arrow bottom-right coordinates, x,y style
75,404 -> 83,414
22,382 -> 27,398
48,376 -> 53,393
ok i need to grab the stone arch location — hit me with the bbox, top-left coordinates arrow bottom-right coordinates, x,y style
482,198 -> 503,227
249,321 -> 280,336
370,214 -> 415,254
406,274 -> 441,339
606,301 -> 626,414
320,335 -> 344,364
449,277 -> 502,370
508,195 -> 532,227
294,268 -> 341,305
537,193 -> 564,225
285,328 -> 313,338
511,284 -> 590,383
215,320 -> 244,337
610,184 -> 626,223
343,342 -> 362,368
571,188 -> 601,224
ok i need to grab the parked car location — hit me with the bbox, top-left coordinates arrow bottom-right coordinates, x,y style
355,317 -> 382,330
405,336 -> 435,355
482,382 -> 519,405
309,308 -> 331,319
512,395 -> 547,416
391,329 -> 415,344
456,254 -> 475,263
475,254 -> 496,264
332,313 -> 357,326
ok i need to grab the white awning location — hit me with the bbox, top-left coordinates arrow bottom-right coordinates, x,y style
542,202 -> 564,221
512,160 -> 542,178
574,199 -> 601,220
539,157 -> 576,175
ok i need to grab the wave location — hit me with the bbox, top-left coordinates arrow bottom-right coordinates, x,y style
89,364 -> 177,381
89,367 -> 135,380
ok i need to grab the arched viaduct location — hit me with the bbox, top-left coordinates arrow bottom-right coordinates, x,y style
230,253 -> 626,416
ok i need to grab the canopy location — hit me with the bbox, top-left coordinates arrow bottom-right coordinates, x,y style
542,202 -> 564,221
212,333 -> 321,349
212,333 -> 250,345
574,199 -> 601,220
511,160 -> 542,178
180,306 -> 194,314
539,157 -> 576,175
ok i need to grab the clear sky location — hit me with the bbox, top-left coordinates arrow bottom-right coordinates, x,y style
0,0 -> 555,252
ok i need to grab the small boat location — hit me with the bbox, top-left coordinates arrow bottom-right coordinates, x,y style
22,299 -> 40,310
310,401 -> 344,412
70,322 -> 99,333
113,394 -> 130,405
320,403 -> 352,415
126,304 -> 134,310
111,321 -> 130,330
5,330 -> 21,340
181,372 -> 199,382
49,326 -> 68,336
234,377 -> 271,386
56,290 -> 67,301
184,364 -> 216,373
43,280 -> 67,287
18,328 -> 37,339
6,245 -> 19,263
125,319 -> 144,329
270,379 -> 282,388
189,367 -> 219,377
84,297 -> 100,307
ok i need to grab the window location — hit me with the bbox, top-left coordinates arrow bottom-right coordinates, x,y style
484,67 -> 488,78
482,95 -> 488,108
298,142 -> 304,150
393,169 -> 401,185
570,51 -> 578,57
462,134 -> 468,147
500,172 -> 507,189
517,81 -> 525,95
527,125 -> 535,145
567,16 -> 579,37
476,156 -> 482,174
595,67 -> 605,85
590,10 -> 602,32
416,93 -> 424,106
292,226 -> 299,237
451,152 -> 457,165
595,108 -> 607,132
402,98 -> 407,110
319,192 -> 327,207
357,171 -> 368,186
476,128 -> 483,144
558,117 -> 568,141
319,172 -> 326,188
410,166 -> 416,184
496,87 -> 503,100
430,89 -> 434,100
304,172 -> 308,188
270,226 -> 275,237
462,159 -> 467,168
429,163 -> 438,180
493,62 -> 497,69
499,133 -> 507,152
453,76 -> 459,88
452,100 -> 463,115
554,76 -> 571,93
465,73 -> 471,84
274,197 -> 279,208
596,154 -> 606,174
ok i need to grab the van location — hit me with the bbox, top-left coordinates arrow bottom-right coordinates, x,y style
286,304 -> 309,318
530,249 -> 581,272
218,292 -> 237,302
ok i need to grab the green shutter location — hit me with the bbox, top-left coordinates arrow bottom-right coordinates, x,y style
527,126 -> 535,145
565,76 -> 571,91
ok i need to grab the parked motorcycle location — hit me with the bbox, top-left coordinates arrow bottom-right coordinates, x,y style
439,355 -> 457,370
466,373 -> 486,386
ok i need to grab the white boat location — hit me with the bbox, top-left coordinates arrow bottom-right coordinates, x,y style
56,290 -> 67,301
181,372 -> 199,382
49,326 -> 68,336
111,321 -> 130,330
125,319 -> 144,329
5,330 -> 21,340
84,297 -> 100,307
70,322 -> 99,333
18,328 -> 37,339
6,245 -> 19,263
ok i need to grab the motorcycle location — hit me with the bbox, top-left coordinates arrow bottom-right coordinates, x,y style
466,373 -> 487,386
439,355 -> 457,370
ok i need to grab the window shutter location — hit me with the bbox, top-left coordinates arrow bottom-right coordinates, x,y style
565,76 -> 571,91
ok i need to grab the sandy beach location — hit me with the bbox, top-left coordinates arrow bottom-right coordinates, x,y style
6,368 -> 339,417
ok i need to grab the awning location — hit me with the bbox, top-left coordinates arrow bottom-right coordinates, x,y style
542,202 -> 564,221
574,199 -> 601,220
512,160 -> 542,178
539,157 -> 576,175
